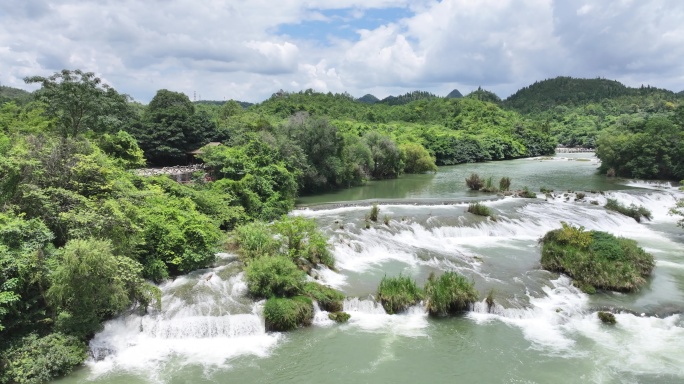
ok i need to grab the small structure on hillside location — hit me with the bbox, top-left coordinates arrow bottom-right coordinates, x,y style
187,142 -> 222,164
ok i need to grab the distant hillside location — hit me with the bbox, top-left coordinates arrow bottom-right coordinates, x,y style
378,90 -> 438,106
465,87 -> 501,103
0,85 -> 32,105
194,100 -> 253,109
677,90 -> 684,98
504,76 -> 678,113
357,94 -> 380,104
446,89 -> 463,98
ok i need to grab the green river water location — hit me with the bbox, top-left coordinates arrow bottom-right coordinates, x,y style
57,154 -> 684,384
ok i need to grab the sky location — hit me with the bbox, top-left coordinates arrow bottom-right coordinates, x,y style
1,0 -> 683,104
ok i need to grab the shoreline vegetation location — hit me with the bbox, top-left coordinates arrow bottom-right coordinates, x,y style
1,72 -> 682,383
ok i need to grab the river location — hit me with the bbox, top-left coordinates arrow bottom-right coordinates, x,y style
56,153 -> 684,384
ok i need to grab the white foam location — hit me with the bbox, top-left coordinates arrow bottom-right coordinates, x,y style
469,276 -> 587,353
85,268 -> 280,378
342,298 -> 428,337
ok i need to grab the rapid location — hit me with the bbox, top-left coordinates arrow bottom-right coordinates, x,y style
56,154 -> 684,384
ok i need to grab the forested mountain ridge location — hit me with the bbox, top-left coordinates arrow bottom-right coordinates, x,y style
0,85 -> 32,105
504,76 -> 681,114
377,90 -> 439,105
357,94 -> 380,104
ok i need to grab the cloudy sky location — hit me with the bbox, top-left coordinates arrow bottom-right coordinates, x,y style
1,0 -> 683,103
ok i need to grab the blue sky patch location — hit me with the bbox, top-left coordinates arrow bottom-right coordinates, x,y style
276,7 -> 413,43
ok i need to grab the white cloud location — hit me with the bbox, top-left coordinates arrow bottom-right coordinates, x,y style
0,0 -> 683,102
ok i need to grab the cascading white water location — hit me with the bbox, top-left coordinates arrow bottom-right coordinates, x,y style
86,259 -> 281,377
77,183 -> 684,383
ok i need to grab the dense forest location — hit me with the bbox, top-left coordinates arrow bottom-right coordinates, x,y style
0,71 -> 682,382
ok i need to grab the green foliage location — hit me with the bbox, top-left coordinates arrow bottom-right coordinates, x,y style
605,198 -> 652,222
364,131 -> 403,179
518,186 -> 537,198
467,202 -> 492,217
24,69 -> 133,138
369,203 -> 380,222
302,282 -> 344,312
423,272 -> 479,316
328,312 -> 351,323
499,177 -> 512,191
400,142 -> 437,173
97,130 -> 146,169
47,238 -> 153,337
540,226 -> 655,292
0,213 -> 54,335
376,275 -> 423,314
0,332 -> 87,384
481,177 -> 498,193
596,117 -> 684,180
200,137 -> 296,220
244,255 -> 306,299
234,221 -> 280,261
235,216 -> 334,270
466,87 -> 501,103
131,89 -> 216,165
263,296 -> 314,332
465,173 -> 484,190
598,311 -> 617,324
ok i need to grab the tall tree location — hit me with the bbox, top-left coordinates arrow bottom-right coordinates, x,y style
24,69 -> 132,138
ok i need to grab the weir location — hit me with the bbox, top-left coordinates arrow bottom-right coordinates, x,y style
71,156 -> 684,384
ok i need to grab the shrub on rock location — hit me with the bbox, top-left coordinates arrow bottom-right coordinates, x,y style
377,274 -> 423,314
424,272 -> 478,316
540,223 -> 655,293
263,296 -> 314,331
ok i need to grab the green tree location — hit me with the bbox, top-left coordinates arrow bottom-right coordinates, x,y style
132,89 -> 216,165
24,69 -> 132,138
47,238 -> 151,337
364,131 -> 403,178
400,142 -> 437,173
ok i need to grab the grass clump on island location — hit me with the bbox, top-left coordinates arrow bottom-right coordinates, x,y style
234,216 -> 349,331
377,274 -> 424,314
263,296 -> 314,331
424,272 -> 479,316
597,311 -> 617,325
376,272 -> 479,316
605,198 -> 652,222
467,202 -> 492,217
540,222 -> 655,293
518,186 -> 537,198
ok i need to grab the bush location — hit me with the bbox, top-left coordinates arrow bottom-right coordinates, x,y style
0,333 -> 87,384
499,177 -> 511,191
598,311 -> 617,324
540,224 -> 655,292
234,221 -> 279,262
369,203 -> 380,222
273,216 -> 335,269
467,202 -> 492,217
400,143 -> 437,174
518,186 -> 537,198
377,275 -> 423,314
328,312 -> 351,323
465,173 -> 484,191
263,296 -> 314,331
424,272 -> 479,316
244,255 -> 306,298
302,282 -> 344,312
235,216 -> 335,270
481,177 -> 498,192
605,198 -> 652,222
